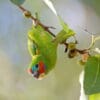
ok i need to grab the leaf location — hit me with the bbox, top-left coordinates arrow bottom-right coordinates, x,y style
58,16 -> 69,33
89,93 -> 100,100
53,29 -> 75,44
84,55 -> 100,95
10,0 -> 25,6
53,17 -> 75,44
43,0 -> 57,16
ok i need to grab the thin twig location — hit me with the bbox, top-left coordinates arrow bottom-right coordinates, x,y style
19,6 -> 56,37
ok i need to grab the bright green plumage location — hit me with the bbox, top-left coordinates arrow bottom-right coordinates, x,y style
28,25 -> 57,74
27,18 -> 75,79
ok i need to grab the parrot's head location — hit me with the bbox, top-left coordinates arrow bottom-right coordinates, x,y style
27,55 -> 47,80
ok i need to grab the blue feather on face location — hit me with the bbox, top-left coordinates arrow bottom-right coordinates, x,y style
31,64 -> 38,72
27,61 -> 47,80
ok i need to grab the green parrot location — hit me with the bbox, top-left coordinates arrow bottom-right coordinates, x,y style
27,18 -> 75,80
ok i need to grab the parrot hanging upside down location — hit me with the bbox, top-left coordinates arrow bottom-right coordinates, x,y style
27,20 -> 75,80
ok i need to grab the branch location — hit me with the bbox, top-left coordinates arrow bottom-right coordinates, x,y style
18,5 -> 90,55
19,6 -> 56,37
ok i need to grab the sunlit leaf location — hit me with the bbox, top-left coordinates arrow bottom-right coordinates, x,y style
10,0 -> 25,6
84,55 -> 100,95
89,93 -> 100,100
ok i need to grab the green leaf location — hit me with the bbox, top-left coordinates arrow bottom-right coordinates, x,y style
53,17 -> 75,44
58,16 -> 69,33
10,0 -> 25,6
89,93 -> 100,100
84,55 -> 100,95
53,29 -> 75,44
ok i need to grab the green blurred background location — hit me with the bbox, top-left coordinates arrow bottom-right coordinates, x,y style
0,0 -> 100,100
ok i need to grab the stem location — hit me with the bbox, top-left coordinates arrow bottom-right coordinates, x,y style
88,35 -> 100,50
19,6 -> 37,21
19,6 -> 56,37
94,36 -> 100,42
88,35 -> 94,50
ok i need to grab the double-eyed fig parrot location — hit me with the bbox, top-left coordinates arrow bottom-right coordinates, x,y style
27,20 -> 75,80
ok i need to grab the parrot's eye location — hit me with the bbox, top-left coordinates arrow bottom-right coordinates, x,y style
32,64 -> 38,72
35,64 -> 38,68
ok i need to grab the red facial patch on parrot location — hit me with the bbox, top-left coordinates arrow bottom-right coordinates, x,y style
38,61 -> 46,74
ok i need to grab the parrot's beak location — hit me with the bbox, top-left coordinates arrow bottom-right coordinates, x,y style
33,72 -> 45,80
27,68 -> 45,80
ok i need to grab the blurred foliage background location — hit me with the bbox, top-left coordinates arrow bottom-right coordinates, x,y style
0,0 -> 100,100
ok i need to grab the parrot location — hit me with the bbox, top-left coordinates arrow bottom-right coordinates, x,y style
27,0 -> 75,80
27,21 -> 75,80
